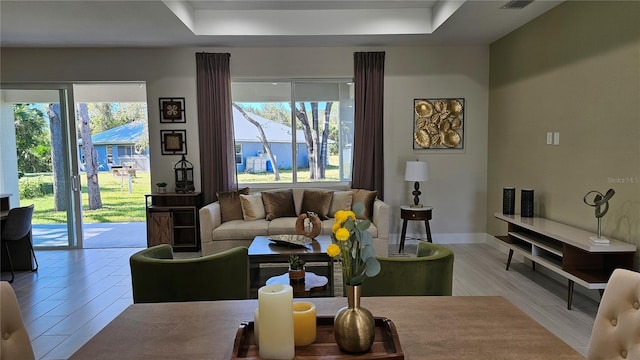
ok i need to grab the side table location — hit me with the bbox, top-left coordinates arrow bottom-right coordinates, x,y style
398,205 -> 433,253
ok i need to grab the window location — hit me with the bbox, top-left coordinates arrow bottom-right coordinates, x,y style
235,144 -> 243,165
231,80 -> 354,185
117,145 -> 135,157
106,145 -> 113,164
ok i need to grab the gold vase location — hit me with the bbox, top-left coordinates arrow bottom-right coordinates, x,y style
333,284 -> 375,353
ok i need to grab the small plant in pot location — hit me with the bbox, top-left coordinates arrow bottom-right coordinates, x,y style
156,182 -> 168,193
288,255 -> 306,283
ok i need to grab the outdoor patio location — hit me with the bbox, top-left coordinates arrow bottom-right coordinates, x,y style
32,222 -> 147,248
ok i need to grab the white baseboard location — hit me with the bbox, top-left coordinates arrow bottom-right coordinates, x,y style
389,232 -> 490,245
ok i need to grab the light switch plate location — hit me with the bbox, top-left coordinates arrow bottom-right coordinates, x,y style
553,132 -> 560,145
546,132 -> 553,145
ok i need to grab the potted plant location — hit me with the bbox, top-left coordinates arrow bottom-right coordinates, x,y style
156,182 -> 168,193
288,254 -> 305,283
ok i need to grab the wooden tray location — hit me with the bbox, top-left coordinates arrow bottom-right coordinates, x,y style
231,316 -> 403,359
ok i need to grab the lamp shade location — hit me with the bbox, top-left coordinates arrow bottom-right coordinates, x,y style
405,161 -> 429,182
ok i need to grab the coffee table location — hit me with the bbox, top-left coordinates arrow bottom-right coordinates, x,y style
248,235 -> 334,297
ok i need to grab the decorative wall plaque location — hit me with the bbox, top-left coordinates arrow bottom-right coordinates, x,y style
413,98 -> 464,150
160,130 -> 187,155
159,97 -> 186,123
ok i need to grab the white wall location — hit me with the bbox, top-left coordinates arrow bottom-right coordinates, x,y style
0,94 -> 20,206
0,45 -> 490,243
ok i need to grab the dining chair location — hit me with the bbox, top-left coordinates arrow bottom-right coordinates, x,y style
1,204 -> 38,283
587,268 -> 640,360
361,242 -> 454,296
129,244 -> 249,303
1,281 -> 36,360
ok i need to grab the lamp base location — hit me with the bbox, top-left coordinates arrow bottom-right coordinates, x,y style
411,181 -> 423,208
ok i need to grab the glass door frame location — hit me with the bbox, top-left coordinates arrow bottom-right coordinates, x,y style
0,82 -> 83,249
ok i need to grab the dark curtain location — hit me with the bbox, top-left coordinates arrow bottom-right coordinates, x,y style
196,52 -> 237,205
352,51 -> 385,200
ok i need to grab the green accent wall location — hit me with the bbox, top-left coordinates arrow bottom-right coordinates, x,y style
488,1 -> 640,254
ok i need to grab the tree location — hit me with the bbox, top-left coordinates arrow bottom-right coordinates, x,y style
88,103 -> 147,134
78,103 -> 103,210
232,103 -> 281,181
47,104 -> 67,211
295,102 -> 333,179
13,104 -> 51,174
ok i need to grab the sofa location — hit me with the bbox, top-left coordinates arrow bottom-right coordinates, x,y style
199,188 -> 390,256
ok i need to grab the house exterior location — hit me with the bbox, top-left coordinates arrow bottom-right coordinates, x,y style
78,120 -> 149,171
233,107 -> 308,173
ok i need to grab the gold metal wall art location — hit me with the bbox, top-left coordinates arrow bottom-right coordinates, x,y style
413,98 -> 464,150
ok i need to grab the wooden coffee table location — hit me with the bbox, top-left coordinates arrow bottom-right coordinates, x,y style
248,235 -> 334,297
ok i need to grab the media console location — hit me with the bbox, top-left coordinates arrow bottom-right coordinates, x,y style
494,213 -> 636,309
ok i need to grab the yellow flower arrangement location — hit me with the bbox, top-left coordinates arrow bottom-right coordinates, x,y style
328,204 -> 380,286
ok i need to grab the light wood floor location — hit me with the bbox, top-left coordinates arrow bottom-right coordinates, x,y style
4,240 -> 597,359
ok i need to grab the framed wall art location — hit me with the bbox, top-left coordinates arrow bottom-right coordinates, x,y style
413,98 -> 465,150
159,97 -> 186,123
160,130 -> 187,155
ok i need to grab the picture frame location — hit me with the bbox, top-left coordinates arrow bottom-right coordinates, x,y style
412,98 -> 465,150
160,130 -> 187,155
159,97 -> 186,123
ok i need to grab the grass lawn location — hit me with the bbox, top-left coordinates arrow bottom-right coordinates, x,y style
22,172 -> 151,224
237,164 -> 341,183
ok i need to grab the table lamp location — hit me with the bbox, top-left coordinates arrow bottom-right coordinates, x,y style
405,160 -> 429,207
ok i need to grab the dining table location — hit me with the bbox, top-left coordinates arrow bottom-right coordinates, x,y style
69,296 -> 586,360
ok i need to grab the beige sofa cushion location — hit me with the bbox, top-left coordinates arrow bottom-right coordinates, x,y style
268,217 -> 299,235
321,219 -> 378,238
240,193 -> 266,221
212,219 -> 269,240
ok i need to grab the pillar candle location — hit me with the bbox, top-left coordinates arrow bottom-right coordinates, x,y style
258,284 -> 295,360
293,301 -> 316,346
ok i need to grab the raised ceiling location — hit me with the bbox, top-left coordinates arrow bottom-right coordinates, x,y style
0,0 -> 563,47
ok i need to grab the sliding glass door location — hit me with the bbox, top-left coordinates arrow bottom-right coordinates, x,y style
0,84 -> 83,248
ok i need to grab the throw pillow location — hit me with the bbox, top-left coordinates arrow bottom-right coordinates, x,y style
240,193 -> 266,221
352,189 -> 377,220
300,190 -> 334,220
216,187 -> 250,223
329,191 -> 353,217
261,190 -> 296,221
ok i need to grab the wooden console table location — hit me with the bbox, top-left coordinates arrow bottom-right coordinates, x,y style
145,192 -> 203,251
495,213 -> 636,309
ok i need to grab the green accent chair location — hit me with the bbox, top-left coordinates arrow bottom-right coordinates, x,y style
130,244 -> 249,303
361,242 -> 454,296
